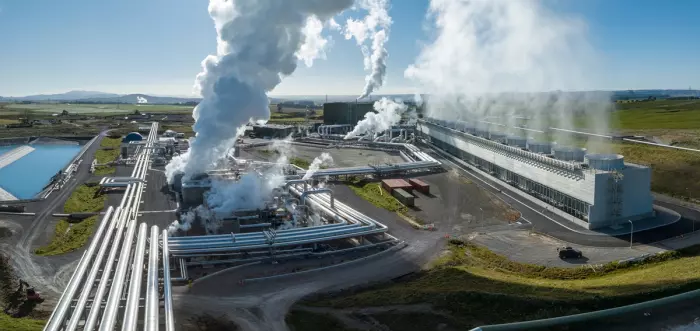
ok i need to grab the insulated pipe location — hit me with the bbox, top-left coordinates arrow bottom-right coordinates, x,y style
145,226 -> 160,331
43,206 -> 114,331
122,223 -> 148,331
64,206 -> 122,331
301,188 -> 334,209
162,230 -> 175,331
284,179 -> 309,191
99,220 -> 138,331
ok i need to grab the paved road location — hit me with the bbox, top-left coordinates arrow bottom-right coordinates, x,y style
425,144 -> 700,248
3,131 -> 108,300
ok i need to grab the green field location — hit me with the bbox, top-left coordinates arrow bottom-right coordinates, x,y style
35,185 -> 106,256
612,99 -> 700,130
303,242 -> 700,329
0,103 -> 193,115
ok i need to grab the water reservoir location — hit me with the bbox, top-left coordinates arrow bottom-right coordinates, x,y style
0,144 -> 81,199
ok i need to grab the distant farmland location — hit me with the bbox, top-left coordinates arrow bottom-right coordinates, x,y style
0,103 -> 194,114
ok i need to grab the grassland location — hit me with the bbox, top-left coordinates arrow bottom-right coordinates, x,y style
290,157 -> 311,169
0,312 -> 45,331
304,241 -> 700,329
347,181 -> 424,226
93,137 -> 121,175
612,99 -> 700,130
0,103 -> 193,115
35,185 -> 106,256
63,185 -> 106,214
34,216 -> 98,256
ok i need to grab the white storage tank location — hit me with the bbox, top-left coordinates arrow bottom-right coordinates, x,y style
585,154 -> 624,171
506,136 -> 527,148
553,145 -> 587,162
527,141 -> 553,154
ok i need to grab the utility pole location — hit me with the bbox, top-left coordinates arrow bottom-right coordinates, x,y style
628,220 -> 633,248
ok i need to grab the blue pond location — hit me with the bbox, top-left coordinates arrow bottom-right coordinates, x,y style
0,144 -> 81,199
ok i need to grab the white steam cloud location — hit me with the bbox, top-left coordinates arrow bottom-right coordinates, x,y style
406,0 -> 608,149
344,0 -> 392,99
165,0 -> 354,183
344,97 -> 407,139
303,152 -> 334,179
136,96 -> 148,104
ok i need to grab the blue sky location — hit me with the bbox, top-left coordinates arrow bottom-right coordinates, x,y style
0,0 -> 698,97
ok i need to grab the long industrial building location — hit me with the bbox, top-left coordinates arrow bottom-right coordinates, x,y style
418,118 -> 654,230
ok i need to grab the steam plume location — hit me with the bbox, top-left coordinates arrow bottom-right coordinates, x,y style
344,0 -> 392,99
136,96 -> 148,104
165,0 -> 354,183
344,97 -> 407,139
303,153 -> 334,179
406,0 -> 608,149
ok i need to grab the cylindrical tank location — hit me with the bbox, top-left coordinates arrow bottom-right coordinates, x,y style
527,141 -> 553,154
553,146 -> 587,162
488,132 -> 507,142
585,154 -> 624,171
506,136 -> 527,148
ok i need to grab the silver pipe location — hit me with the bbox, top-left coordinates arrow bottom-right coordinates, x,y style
301,188 -> 333,209
122,223 -> 148,331
99,220 -> 137,331
64,207 -> 122,331
162,230 -> 175,331
43,206 -> 114,331
145,226 -> 160,331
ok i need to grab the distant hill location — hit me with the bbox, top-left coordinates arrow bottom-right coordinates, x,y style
3,90 -> 121,101
76,94 -> 202,104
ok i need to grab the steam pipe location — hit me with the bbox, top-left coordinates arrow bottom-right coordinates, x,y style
161,230 -> 175,331
145,226 -> 160,331
98,216 -> 137,331
42,206 -> 114,331
64,206 -> 122,331
301,188 -> 334,209
122,223 -> 148,331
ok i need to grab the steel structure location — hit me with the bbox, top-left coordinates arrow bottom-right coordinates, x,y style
44,122 -> 175,331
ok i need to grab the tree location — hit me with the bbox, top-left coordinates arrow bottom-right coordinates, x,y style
276,104 -> 283,113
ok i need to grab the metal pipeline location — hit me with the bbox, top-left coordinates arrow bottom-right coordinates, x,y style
42,206 -> 114,331
122,223 -> 148,331
162,230 -> 175,330
301,188 -> 334,209
145,226 -> 160,331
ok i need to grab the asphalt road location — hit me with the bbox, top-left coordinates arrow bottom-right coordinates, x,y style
4,131 -> 108,300
423,143 -> 700,248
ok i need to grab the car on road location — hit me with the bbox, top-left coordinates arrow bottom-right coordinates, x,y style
557,246 -> 583,259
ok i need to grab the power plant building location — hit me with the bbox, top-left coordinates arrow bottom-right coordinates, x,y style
419,119 -> 654,230
323,102 -> 375,126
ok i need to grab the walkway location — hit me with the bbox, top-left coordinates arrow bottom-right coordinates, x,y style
0,145 -> 35,169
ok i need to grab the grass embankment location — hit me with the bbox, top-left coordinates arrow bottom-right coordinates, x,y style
347,181 -> 423,226
306,241 -> 700,328
93,137 -> 121,175
286,310 -> 359,331
290,157 -> 310,169
35,185 -> 106,256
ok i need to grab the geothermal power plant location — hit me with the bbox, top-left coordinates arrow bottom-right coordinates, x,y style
419,117 -> 654,230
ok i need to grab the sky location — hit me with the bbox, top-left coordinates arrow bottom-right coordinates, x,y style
0,0 -> 699,97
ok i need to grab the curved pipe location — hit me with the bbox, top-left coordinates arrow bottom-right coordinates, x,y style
285,179 -> 309,191
301,188 -> 334,209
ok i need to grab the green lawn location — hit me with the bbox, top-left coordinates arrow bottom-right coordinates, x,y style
346,181 -> 424,226
100,137 -> 122,148
612,99 -> 700,130
63,185 -> 106,214
306,242 -> 700,328
0,313 -> 45,331
290,157 -> 311,169
34,216 -> 98,256
35,184 -> 105,256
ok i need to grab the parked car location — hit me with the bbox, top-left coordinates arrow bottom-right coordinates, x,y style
557,246 -> 583,259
